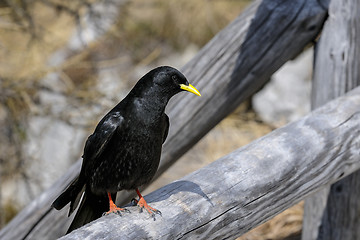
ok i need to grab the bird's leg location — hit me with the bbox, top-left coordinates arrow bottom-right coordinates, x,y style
135,188 -> 161,217
104,192 -> 129,215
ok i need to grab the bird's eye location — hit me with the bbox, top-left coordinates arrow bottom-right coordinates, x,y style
172,75 -> 178,81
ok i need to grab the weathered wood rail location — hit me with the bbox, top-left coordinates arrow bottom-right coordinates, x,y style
303,0 -> 360,239
61,87 -> 360,239
0,0 -> 332,239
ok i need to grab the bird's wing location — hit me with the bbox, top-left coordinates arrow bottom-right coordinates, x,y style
83,111 -> 124,162
52,112 -> 124,217
162,114 -> 169,144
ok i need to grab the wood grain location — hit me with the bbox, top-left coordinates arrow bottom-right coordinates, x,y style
303,0 -> 360,239
61,87 -> 360,240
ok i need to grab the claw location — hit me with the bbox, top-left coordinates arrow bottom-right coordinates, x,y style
134,189 -> 162,218
155,210 -> 162,216
104,192 -> 129,216
136,196 -> 161,217
131,198 -> 138,206
103,206 -> 128,216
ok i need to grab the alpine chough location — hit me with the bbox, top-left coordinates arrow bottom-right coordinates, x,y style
52,66 -> 201,233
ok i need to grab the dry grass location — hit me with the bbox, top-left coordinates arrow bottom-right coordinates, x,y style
111,0 -> 250,60
0,0 -> 250,116
0,1 -> 79,123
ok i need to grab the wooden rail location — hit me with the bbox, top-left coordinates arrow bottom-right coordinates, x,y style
61,87 -> 360,239
303,0 -> 360,239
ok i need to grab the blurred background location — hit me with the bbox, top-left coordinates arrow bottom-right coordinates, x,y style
0,0 -> 313,239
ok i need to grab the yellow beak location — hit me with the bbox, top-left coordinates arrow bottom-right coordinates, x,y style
180,83 -> 201,96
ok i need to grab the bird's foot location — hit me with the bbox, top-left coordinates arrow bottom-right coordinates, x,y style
103,202 -> 130,216
134,197 -> 162,218
103,192 -> 130,216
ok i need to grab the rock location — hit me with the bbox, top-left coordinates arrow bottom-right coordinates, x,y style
252,48 -> 313,128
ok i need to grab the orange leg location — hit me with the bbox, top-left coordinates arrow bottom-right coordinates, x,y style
134,188 -> 161,217
104,192 -> 129,215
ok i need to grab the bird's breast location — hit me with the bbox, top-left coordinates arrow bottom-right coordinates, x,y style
88,115 -> 165,193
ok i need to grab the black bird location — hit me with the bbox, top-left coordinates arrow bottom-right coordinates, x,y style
52,66 -> 201,233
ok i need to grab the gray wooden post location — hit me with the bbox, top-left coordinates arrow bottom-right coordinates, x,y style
302,0 -> 360,239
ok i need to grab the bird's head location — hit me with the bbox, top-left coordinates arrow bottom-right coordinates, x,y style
125,66 -> 201,114
151,66 -> 201,97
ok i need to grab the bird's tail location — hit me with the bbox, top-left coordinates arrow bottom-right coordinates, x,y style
66,190 -> 110,234
52,176 -> 85,215
52,176 -> 111,234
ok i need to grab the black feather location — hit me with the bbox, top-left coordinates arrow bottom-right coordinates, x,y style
52,176 -> 85,216
66,190 -> 113,234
